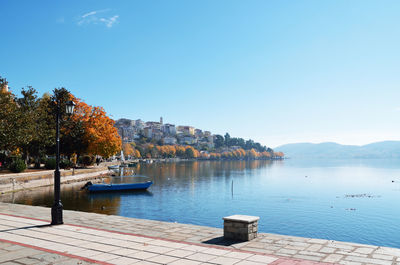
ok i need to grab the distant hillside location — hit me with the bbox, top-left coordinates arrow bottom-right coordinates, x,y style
275,141 -> 400,159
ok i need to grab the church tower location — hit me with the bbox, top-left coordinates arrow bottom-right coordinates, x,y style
160,117 -> 163,125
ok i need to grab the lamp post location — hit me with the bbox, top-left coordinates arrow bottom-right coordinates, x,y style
51,100 -> 75,225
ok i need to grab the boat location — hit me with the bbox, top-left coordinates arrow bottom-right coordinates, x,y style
120,163 -> 128,168
108,165 -> 119,170
82,181 -> 153,192
128,162 -> 138,168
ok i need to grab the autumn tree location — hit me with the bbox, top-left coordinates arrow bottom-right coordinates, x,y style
176,146 -> 186,157
59,89 -> 121,159
185,146 -> 197,158
247,148 -> 257,159
134,149 -> 141,158
84,106 -> 121,158
122,143 -> 134,157
167,145 -> 176,158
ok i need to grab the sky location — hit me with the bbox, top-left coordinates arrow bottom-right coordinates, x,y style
1,0 -> 400,148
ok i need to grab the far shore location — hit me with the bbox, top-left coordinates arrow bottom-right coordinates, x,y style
0,158 -> 284,194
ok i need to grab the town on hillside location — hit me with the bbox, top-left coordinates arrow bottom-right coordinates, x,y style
115,117 -> 213,148
114,117 -> 284,160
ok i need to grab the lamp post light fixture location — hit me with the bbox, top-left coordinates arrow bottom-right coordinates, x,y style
51,100 -> 75,225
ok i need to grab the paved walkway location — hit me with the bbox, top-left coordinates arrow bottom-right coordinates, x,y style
0,203 -> 399,265
0,213 -> 318,265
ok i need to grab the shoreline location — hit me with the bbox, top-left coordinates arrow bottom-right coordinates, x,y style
0,166 -> 111,194
0,159 -> 281,194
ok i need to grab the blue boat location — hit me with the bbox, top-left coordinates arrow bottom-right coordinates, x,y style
83,181 -> 153,192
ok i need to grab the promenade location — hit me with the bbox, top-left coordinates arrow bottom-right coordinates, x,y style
0,203 -> 399,264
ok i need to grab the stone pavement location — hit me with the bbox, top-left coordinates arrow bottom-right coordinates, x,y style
0,240 -> 95,265
0,203 -> 399,265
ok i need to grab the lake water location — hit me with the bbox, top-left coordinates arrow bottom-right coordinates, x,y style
2,159 -> 400,248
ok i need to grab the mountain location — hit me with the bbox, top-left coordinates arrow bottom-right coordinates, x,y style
275,141 -> 400,159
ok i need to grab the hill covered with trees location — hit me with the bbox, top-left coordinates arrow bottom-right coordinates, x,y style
275,141 -> 400,159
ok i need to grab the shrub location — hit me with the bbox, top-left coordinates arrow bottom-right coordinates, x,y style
34,160 -> 41,169
9,158 -> 27,173
60,159 -> 73,169
79,155 -> 94,167
45,158 -> 56,169
40,157 -> 47,164
0,153 -> 7,168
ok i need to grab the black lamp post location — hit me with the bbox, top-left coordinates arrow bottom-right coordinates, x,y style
51,100 -> 75,225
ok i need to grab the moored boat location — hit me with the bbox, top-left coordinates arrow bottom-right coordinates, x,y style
108,165 -> 119,170
128,162 -> 138,167
83,181 -> 153,192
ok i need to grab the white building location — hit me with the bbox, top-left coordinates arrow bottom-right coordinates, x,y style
143,127 -> 152,138
179,136 -> 197,145
163,136 -> 177,145
134,119 -> 145,130
162,124 -> 176,135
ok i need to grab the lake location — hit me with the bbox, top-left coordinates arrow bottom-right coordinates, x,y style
2,159 -> 400,248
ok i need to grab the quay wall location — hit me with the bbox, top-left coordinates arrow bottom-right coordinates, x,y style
0,166 -> 111,194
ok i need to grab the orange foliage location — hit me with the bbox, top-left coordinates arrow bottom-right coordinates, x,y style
71,97 -> 122,158
134,149 -> 141,158
122,142 -> 134,156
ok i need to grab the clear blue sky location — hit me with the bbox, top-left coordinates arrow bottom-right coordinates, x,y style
1,0 -> 400,148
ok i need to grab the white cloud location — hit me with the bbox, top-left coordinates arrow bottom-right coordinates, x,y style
81,11 -> 98,18
77,9 -> 118,28
99,15 -> 119,28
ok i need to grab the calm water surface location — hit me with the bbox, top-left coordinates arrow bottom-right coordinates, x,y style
2,159 -> 400,248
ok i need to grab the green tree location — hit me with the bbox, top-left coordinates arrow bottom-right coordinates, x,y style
214,135 -> 224,148
224,133 -> 231,146
0,85 -> 22,152
16,87 -> 40,162
185,147 -> 195,158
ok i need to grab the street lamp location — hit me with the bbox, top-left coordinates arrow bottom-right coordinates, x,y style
51,100 -> 75,225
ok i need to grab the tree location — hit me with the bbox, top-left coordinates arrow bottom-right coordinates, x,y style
185,146 -> 195,158
134,149 -> 141,158
17,87 -> 39,160
214,135 -> 224,148
135,146 -> 144,158
17,88 -> 57,164
224,133 -> 231,146
59,91 -> 90,158
122,143 -> 134,157
247,148 -> 257,159
176,146 -> 186,157
0,84 -> 23,153
167,145 -> 176,158
84,106 -> 122,158
59,90 -> 121,159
